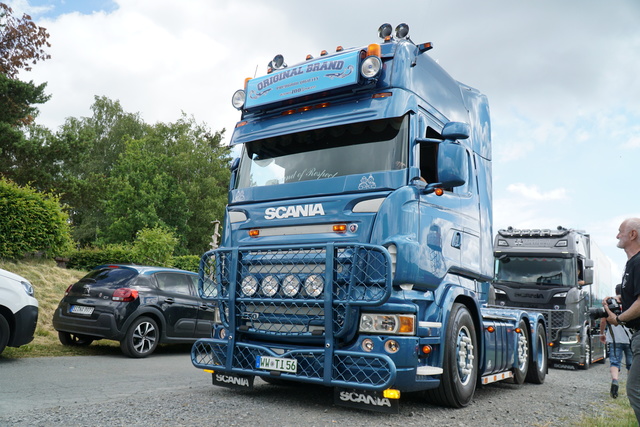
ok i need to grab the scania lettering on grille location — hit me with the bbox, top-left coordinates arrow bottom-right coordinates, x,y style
264,203 -> 325,220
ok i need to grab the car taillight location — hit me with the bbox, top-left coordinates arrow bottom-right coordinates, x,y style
64,284 -> 73,296
112,288 -> 139,302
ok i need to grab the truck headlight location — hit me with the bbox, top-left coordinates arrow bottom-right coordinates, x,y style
359,313 -> 415,335
304,274 -> 324,297
241,276 -> 258,296
261,275 -> 279,297
360,56 -> 382,78
282,275 -> 301,297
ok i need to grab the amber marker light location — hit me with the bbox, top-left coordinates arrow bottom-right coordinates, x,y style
367,43 -> 381,57
486,326 -> 495,333
333,224 -> 347,233
315,102 -> 330,109
282,109 -> 296,116
336,46 -> 343,52
372,92 -> 392,99
434,188 -> 444,196
421,345 -> 432,355
320,50 -> 328,56
235,121 -> 248,128
398,316 -> 415,334
515,327 -> 522,334
383,389 -> 401,399
298,105 -> 313,112
249,229 -> 260,237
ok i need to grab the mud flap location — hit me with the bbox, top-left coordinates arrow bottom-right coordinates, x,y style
334,388 -> 399,413
212,372 -> 255,390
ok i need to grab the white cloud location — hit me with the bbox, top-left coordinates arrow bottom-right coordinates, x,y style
506,183 -> 568,201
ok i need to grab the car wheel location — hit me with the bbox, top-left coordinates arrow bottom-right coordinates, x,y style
120,316 -> 159,358
0,314 -> 10,355
58,331 -> 94,346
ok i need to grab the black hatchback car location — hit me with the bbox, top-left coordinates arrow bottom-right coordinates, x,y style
52,264 -> 217,358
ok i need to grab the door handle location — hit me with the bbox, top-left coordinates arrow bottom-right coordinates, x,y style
164,298 -> 175,304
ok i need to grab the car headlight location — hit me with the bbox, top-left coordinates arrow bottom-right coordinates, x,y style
21,280 -> 34,297
304,274 -> 324,297
241,276 -> 258,296
359,313 -> 415,335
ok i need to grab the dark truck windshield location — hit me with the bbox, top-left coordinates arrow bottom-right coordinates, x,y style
235,116 -> 408,189
494,256 -> 576,287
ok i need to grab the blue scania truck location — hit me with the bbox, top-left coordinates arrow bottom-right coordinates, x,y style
191,23 -> 548,413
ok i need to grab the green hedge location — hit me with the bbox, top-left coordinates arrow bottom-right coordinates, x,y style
65,248 -> 201,273
0,178 -> 73,259
171,255 -> 200,273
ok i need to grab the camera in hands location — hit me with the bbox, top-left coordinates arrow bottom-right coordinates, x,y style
589,298 -> 622,319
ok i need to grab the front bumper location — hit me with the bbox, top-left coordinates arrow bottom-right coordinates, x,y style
192,338 -> 396,390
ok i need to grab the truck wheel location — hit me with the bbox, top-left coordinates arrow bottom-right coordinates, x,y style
120,316 -> 158,358
513,319 -> 530,384
58,331 -> 94,346
0,314 -> 10,355
425,303 -> 478,408
525,322 -> 547,384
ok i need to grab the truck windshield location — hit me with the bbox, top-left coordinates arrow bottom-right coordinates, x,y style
235,115 -> 408,189
494,256 -> 575,287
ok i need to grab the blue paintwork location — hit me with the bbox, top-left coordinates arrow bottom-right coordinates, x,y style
192,33 -> 545,401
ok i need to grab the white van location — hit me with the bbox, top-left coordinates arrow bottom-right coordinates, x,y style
0,268 -> 39,355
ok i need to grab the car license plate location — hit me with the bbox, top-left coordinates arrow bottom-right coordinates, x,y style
70,305 -> 94,315
256,355 -> 297,373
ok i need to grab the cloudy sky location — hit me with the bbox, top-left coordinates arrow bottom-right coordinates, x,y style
6,0 -> 640,281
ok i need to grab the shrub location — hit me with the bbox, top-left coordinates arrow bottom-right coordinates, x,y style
65,245 -> 138,271
0,178 -> 73,259
132,226 -> 178,267
171,255 -> 200,273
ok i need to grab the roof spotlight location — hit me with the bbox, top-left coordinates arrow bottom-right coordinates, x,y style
395,23 -> 409,39
378,23 -> 392,39
268,54 -> 287,71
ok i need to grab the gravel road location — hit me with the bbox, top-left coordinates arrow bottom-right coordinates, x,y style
0,354 -> 624,427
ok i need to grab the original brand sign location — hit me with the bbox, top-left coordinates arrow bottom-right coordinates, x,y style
245,51 -> 360,109
264,203 -> 325,220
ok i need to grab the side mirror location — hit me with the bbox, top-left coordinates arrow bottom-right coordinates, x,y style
582,258 -> 594,285
437,140 -> 467,188
229,157 -> 240,190
442,121 -> 470,141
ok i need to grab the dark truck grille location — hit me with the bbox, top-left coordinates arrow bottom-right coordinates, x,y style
199,243 -> 392,339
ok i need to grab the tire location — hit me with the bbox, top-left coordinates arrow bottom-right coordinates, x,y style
579,324 -> 590,370
424,303 -> 478,408
526,322 -> 547,384
0,314 -> 10,355
120,316 -> 159,358
58,331 -> 94,346
512,319 -> 530,384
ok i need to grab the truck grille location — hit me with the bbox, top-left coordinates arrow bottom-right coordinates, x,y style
199,243 -> 392,339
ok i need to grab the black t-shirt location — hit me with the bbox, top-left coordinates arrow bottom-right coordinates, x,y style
621,251 -> 640,329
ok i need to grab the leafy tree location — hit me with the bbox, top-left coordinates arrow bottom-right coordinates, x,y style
0,2 -> 51,78
1,3 -> 52,185
56,96 -> 150,245
102,114 -> 230,254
